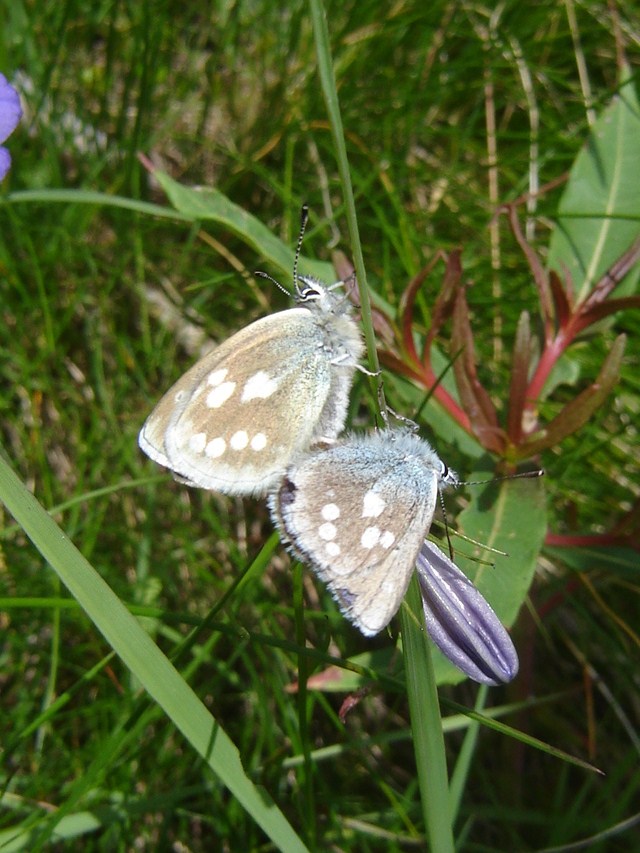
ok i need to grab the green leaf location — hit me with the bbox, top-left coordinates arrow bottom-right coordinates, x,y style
541,350 -> 583,397
433,467 -> 547,684
547,70 -> 640,303
153,170 -> 336,285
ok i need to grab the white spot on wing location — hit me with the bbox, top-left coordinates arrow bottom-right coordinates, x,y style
205,437 -> 226,458
380,530 -> 396,549
326,541 -> 341,557
321,503 -> 340,521
361,526 -> 381,549
207,368 -> 228,386
230,430 -> 249,450
206,381 -> 236,409
241,371 -> 278,402
189,432 -> 207,453
318,522 -> 337,541
362,490 -> 386,518
250,432 -> 267,451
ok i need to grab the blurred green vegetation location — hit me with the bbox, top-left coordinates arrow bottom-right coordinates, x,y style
1,1 -> 639,849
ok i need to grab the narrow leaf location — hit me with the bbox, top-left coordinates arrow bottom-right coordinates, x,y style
505,204 -> 555,338
549,269 -> 572,327
522,334 -> 626,455
451,288 -> 503,452
506,311 -> 532,443
153,169 -> 335,285
578,294 -> 640,329
423,250 -> 462,357
400,261 -> 435,362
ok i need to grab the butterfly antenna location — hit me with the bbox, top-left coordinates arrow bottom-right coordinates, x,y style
293,204 -> 309,296
440,470 -> 542,562
458,469 -> 544,488
437,490 -> 455,560
254,270 -> 290,297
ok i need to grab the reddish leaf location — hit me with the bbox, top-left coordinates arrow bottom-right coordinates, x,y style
399,259 -> 441,362
574,295 -> 640,334
506,311 -> 534,444
520,335 -> 626,456
423,250 -> 462,360
378,349 -> 429,385
580,234 -> 640,313
451,286 -> 504,452
549,270 -> 572,329
503,204 -> 555,340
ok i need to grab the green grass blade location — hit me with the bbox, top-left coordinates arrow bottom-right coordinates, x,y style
400,578 -> 455,852
5,188 -> 191,221
308,0 -> 380,379
152,171 -> 336,285
0,452 -> 309,853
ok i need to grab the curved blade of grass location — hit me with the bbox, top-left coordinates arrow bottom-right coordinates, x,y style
308,0 -> 380,381
152,170 -> 335,286
547,68 -> 640,303
0,452 -> 309,853
5,188 -> 192,221
441,697 -> 603,776
7,183 -> 336,291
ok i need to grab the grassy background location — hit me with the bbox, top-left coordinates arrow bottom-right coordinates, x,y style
1,1 -> 639,849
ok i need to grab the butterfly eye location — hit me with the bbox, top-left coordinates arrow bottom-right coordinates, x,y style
296,275 -> 325,302
299,285 -> 321,301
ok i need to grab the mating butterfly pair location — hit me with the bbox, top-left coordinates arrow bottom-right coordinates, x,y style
139,210 -> 467,638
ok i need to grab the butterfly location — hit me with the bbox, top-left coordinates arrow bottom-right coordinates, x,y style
139,208 -> 364,496
269,428 -> 459,636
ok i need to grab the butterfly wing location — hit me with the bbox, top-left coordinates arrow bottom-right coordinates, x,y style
139,307 -> 357,495
139,348 -> 218,474
271,438 -> 439,636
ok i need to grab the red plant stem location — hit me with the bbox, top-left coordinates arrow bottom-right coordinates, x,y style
417,361 -> 472,433
523,327 -> 572,418
536,577 -> 582,619
545,532 -> 632,548
433,384 -> 472,432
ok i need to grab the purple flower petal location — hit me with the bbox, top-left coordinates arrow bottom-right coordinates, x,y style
0,73 -> 22,179
0,73 -> 22,143
0,147 -> 10,181
416,540 -> 519,685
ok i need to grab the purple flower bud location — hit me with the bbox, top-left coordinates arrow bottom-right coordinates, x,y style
0,73 -> 23,180
416,540 -> 519,685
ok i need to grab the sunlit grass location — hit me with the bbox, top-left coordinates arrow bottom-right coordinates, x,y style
1,1 -> 639,849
